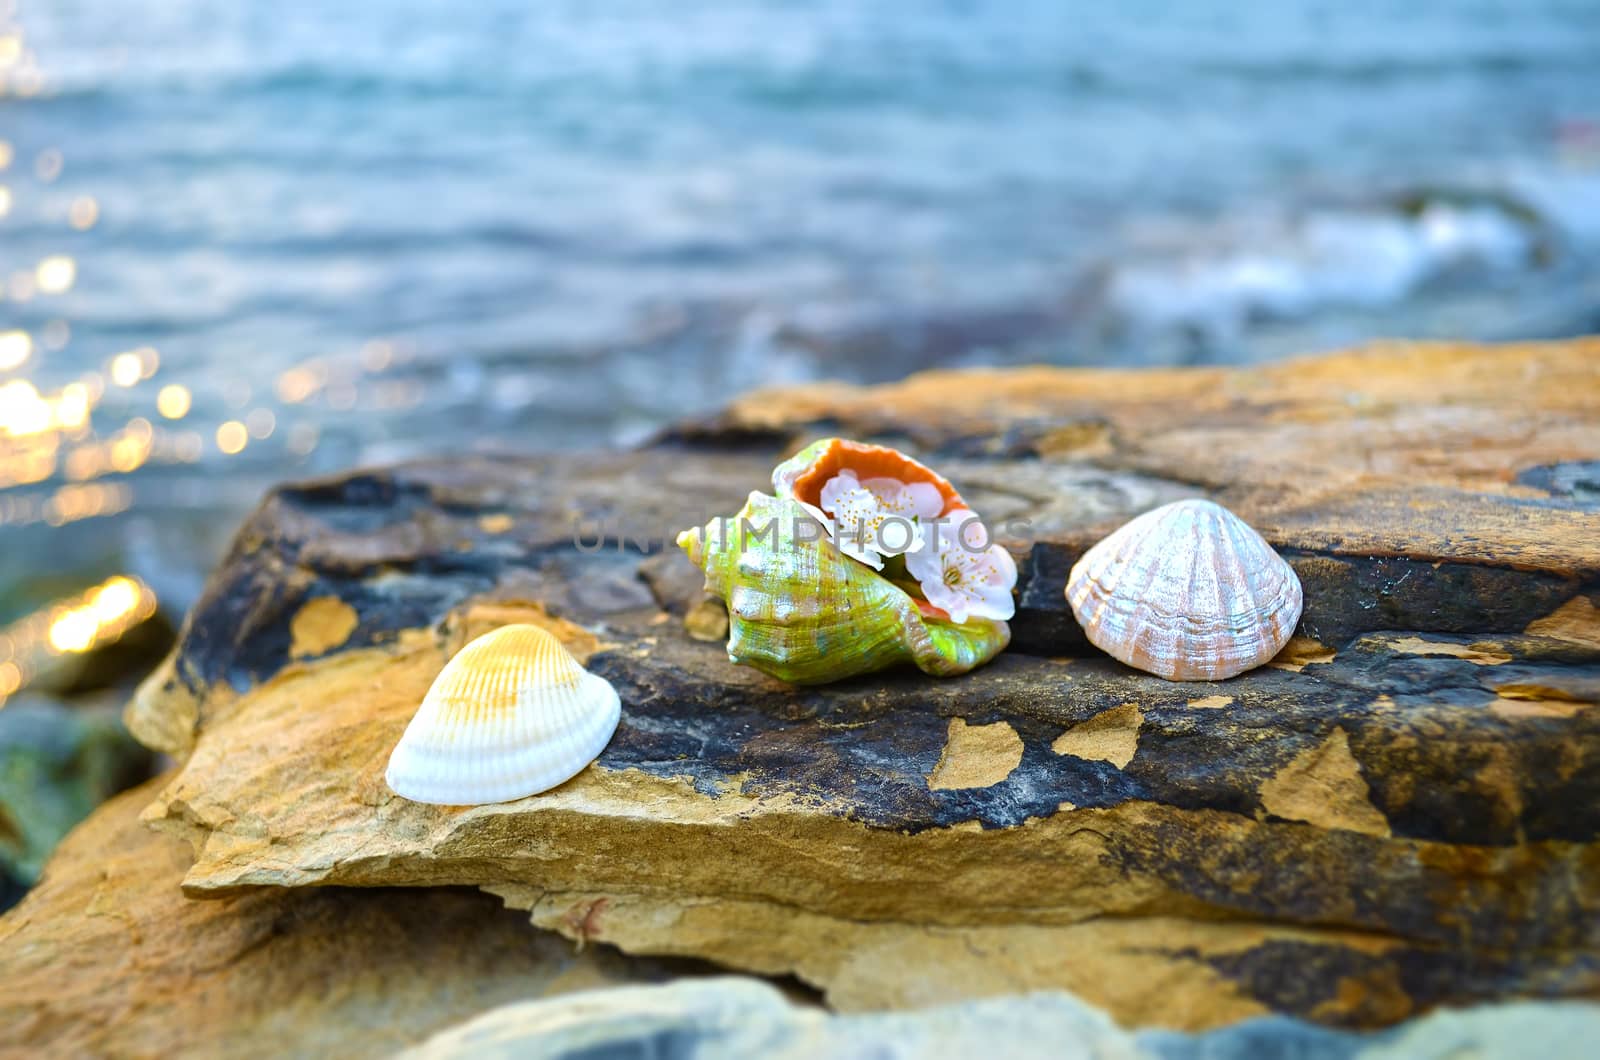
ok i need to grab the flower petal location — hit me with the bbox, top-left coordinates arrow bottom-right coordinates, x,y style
899,481 -> 946,519
949,510 -> 995,552
904,531 -> 944,582
963,581 -> 1016,621
977,541 -> 1017,585
819,470 -> 862,515
827,487 -> 887,567
921,581 -> 971,624
875,518 -> 924,556
858,476 -> 916,510
836,534 -> 885,570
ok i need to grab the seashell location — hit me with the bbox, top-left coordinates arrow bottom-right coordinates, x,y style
678,490 -> 1008,684
386,624 -> 620,805
773,437 -> 967,520
1066,499 -> 1303,681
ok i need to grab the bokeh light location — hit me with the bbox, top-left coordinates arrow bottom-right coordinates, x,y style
67,195 -> 98,230
53,382 -> 91,430
216,420 -> 248,455
157,384 -> 192,419
245,408 -> 275,439
276,365 -> 323,404
33,147 -> 61,182
0,380 -> 51,436
0,574 -> 158,705
0,330 -> 31,371
34,254 -> 76,294
109,352 -> 143,387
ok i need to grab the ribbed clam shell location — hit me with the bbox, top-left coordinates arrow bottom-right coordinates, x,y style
1066,499 -> 1303,681
385,624 -> 620,805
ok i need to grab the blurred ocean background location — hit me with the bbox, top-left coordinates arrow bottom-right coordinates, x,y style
3,0 -> 1600,625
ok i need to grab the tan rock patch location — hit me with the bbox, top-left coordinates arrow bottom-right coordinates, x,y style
1493,682 -> 1587,703
125,651 -> 204,757
1187,695 -> 1233,710
927,718 -> 1024,791
288,596 -> 360,660
683,598 -> 730,644
1488,697 -> 1586,720
1387,636 -> 1511,665
477,513 -> 515,534
1051,703 -> 1142,769
1034,421 -> 1113,459
1524,596 -> 1600,652
1269,638 -> 1336,672
506,886 -> 1284,1030
1308,964 -> 1413,1027
1259,727 -> 1390,838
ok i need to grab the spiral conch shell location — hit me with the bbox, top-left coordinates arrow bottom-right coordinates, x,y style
1066,499 -> 1303,681
385,624 -> 621,805
677,491 -> 1009,685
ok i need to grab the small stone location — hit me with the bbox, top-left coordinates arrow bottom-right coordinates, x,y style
684,596 -> 730,643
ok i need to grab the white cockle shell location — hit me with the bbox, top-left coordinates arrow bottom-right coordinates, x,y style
386,624 -> 621,805
1066,499 -> 1303,681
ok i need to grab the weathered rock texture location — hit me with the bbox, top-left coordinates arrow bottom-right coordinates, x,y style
125,340 -> 1600,1030
401,977 -> 1600,1060
0,776 -> 701,1058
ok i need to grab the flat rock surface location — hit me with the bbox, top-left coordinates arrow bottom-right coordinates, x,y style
126,340 -> 1600,1030
0,775 -> 700,1059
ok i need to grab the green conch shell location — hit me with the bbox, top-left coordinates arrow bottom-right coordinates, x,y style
677,491 -> 1010,685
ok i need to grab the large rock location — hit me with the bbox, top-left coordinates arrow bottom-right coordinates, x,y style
400,977 -> 1600,1060
0,776 -> 704,1058
126,341 -> 1600,1030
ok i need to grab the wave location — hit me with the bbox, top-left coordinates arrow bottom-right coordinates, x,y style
1188,49 -> 1600,84
742,165 -> 1600,372
1085,167 -> 1600,348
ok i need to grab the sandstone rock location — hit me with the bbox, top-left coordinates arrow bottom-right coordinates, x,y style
401,977 -> 1600,1060
126,341 -> 1600,1029
0,776 -> 707,1058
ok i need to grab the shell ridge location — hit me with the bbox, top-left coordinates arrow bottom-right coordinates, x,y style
1065,499 -> 1303,681
386,625 -> 621,805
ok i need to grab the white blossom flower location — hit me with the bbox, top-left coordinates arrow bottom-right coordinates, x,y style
817,470 -> 944,569
905,509 -> 1016,623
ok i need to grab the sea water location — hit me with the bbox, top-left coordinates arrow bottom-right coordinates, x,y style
1,0 -> 1598,611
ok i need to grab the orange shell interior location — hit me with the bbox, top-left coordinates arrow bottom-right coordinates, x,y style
789,439 -> 965,516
